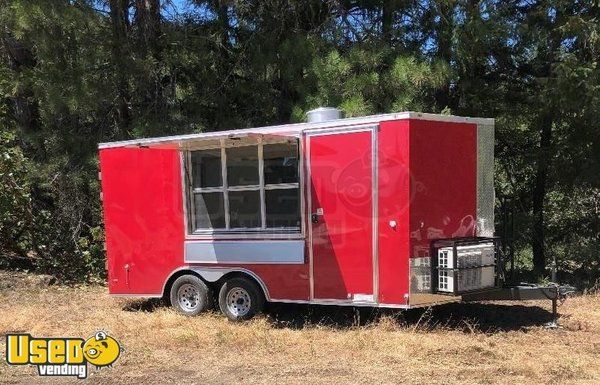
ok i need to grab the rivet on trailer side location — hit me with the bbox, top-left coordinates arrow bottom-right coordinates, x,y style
98,109 -> 574,322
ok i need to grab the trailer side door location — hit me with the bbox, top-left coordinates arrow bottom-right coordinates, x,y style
307,127 -> 376,302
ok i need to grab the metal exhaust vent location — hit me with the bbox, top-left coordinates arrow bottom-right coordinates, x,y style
306,107 -> 343,123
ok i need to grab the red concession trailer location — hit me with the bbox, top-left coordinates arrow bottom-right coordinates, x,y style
99,109 -> 564,321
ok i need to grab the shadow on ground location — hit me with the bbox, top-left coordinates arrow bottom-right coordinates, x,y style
121,296 -> 556,333
263,301 -> 556,332
122,298 -> 165,312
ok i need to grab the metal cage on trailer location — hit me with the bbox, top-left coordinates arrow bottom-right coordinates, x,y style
98,108 -> 570,322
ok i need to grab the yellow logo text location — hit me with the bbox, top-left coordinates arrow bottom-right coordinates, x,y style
5,331 -> 120,379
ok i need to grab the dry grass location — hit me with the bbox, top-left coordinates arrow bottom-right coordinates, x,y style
0,271 -> 599,385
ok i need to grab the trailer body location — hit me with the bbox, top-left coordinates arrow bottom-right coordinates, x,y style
99,112 -> 496,309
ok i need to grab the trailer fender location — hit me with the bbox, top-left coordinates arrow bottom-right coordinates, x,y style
162,267 -> 271,301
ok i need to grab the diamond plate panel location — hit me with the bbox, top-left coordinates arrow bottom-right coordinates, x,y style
476,124 -> 495,237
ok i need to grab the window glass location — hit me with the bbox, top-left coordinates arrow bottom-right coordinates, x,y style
189,140 -> 301,232
265,188 -> 300,228
191,149 -> 222,188
226,146 -> 259,186
263,142 -> 298,184
194,192 -> 225,229
228,190 -> 261,228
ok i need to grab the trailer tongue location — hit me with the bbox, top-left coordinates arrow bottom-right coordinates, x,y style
98,109 -> 573,322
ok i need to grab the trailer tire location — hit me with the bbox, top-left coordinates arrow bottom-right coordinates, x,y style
218,277 -> 265,321
169,275 -> 212,316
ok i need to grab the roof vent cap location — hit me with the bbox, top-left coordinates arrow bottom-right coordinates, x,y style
306,107 -> 343,123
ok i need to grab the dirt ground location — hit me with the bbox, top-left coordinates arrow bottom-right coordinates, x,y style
0,270 -> 598,385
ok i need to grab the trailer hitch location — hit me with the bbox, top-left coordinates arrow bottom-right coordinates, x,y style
461,283 -> 577,328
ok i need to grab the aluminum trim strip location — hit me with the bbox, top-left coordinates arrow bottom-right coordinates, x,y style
304,124 -> 377,137
298,134 -> 307,244
306,133 -> 314,300
180,151 -> 191,235
99,112 -> 494,149
264,183 -> 299,190
258,140 -> 267,229
371,125 -> 379,303
306,125 -> 378,301
221,142 -> 231,229
185,138 -> 304,236
267,298 -> 410,309
186,233 -> 304,240
159,266 -> 272,300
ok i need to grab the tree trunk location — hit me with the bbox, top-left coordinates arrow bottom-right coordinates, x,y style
134,0 -> 161,60
134,0 -> 163,116
109,0 -> 131,138
215,0 -> 230,53
532,111 -> 553,277
530,2 -> 562,279
381,0 -> 394,43
433,0 -> 454,111
456,0 -> 483,114
1,35 -> 39,133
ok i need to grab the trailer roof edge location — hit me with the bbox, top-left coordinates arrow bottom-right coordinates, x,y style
98,112 -> 494,149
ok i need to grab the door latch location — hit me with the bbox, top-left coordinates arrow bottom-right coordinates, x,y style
312,208 -> 323,224
311,213 -> 319,224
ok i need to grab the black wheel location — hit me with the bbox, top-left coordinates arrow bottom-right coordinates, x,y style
218,277 -> 265,321
169,275 -> 212,316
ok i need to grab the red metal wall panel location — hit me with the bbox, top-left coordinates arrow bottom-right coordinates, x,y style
377,120 -> 411,304
100,147 -> 310,300
100,147 -> 185,295
237,265 -> 309,300
409,120 -> 477,259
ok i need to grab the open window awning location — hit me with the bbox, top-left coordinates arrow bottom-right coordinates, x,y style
99,131 -> 300,150
179,133 -> 298,150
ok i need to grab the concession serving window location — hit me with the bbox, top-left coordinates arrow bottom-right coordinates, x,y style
185,136 -> 301,234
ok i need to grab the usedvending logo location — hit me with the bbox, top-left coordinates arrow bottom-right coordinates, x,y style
5,331 -> 121,379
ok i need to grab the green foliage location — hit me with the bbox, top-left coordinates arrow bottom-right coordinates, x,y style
0,0 -> 598,286
298,48 -> 450,118
0,0 -> 106,280
545,187 -> 600,287
0,130 -> 30,258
